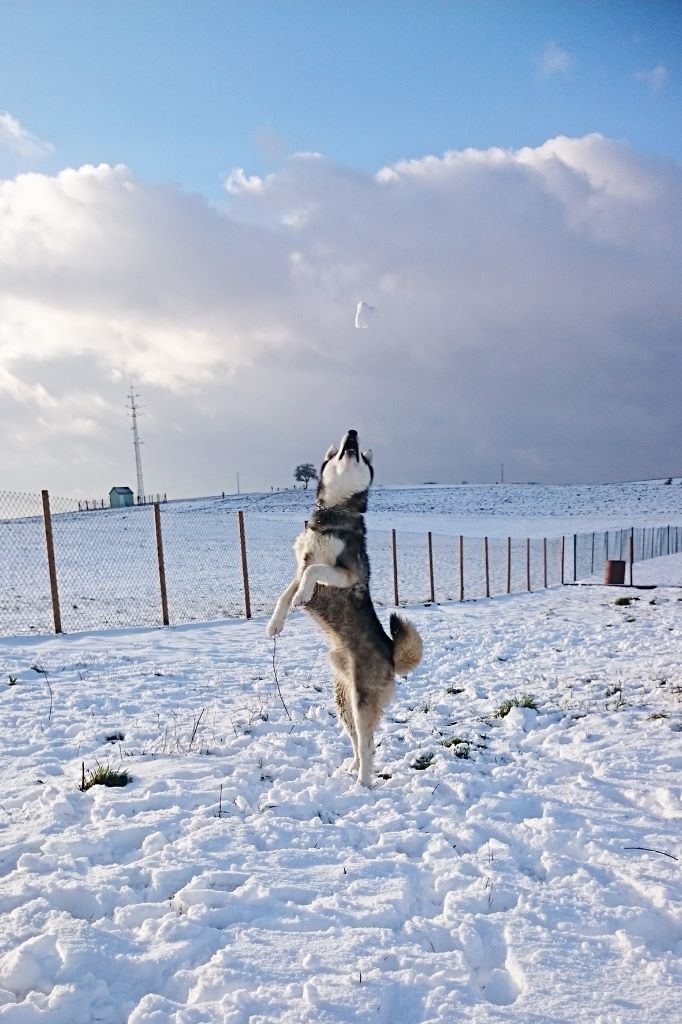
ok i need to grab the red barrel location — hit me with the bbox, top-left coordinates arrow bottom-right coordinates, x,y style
604,560 -> 626,585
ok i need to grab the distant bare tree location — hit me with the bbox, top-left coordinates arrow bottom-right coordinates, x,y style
294,463 -> 318,489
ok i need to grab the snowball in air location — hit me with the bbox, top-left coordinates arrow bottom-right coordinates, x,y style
355,301 -> 379,329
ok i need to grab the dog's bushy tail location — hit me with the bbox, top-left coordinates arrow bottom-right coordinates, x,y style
389,614 -> 423,675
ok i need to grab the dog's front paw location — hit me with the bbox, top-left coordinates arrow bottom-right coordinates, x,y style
266,615 -> 285,637
292,584 -> 313,608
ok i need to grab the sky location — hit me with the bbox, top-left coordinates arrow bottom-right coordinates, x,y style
0,1 -> 681,497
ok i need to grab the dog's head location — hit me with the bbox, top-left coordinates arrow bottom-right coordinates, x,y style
316,429 -> 374,511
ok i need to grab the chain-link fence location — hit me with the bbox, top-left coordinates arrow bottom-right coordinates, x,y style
1,489 -> 681,636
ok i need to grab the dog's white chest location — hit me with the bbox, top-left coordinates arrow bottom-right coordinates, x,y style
295,529 -> 344,570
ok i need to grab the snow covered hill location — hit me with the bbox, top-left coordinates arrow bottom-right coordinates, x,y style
191,476 -> 682,537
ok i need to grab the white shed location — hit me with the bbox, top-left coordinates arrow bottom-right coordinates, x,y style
109,486 -> 134,508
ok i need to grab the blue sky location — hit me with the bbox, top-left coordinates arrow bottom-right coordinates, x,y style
1,2 -> 681,494
1,1 -> 679,199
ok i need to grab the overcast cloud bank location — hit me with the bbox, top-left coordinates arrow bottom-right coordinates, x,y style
1,134 -> 680,495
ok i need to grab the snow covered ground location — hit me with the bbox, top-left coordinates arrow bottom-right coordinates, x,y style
1,551 -> 680,1022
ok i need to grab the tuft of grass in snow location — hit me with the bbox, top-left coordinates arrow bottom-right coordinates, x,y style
79,762 -> 131,792
605,678 -> 626,710
494,693 -> 538,718
615,596 -> 634,607
7,675 -> 17,686
446,686 -> 465,696
412,752 -> 436,771
438,736 -> 470,758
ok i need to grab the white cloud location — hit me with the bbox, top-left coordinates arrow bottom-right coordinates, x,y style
225,166 -> 266,195
539,42 -> 575,77
0,111 -> 53,159
1,136 -> 680,494
635,64 -> 668,93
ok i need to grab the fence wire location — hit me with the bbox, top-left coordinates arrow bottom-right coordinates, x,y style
0,492 -> 55,635
51,501 -> 158,632
1,489 -> 681,637
160,503 -> 244,624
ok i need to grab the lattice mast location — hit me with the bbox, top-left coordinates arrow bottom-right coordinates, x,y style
127,380 -> 145,504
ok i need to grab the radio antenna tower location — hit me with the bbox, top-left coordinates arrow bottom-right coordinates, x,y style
127,379 -> 145,504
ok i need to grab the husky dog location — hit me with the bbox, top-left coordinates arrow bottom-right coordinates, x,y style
267,429 -> 423,787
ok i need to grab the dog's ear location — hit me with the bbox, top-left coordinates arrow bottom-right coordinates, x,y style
362,449 -> 373,465
324,444 -> 339,460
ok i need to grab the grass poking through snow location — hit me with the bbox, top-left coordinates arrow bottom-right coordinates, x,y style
79,763 -> 132,792
494,693 -> 539,718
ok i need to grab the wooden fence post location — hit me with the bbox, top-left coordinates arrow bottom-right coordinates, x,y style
543,537 -> 548,589
391,529 -> 399,606
484,537 -> 490,598
507,537 -> 512,594
153,503 -> 170,626
237,511 -> 251,619
526,538 -> 531,591
459,535 -> 464,601
41,490 -> 62,634
573,534 -> 577,582
427,531 -> 435,603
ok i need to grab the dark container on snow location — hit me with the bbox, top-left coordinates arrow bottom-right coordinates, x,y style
604,559 -> 626,585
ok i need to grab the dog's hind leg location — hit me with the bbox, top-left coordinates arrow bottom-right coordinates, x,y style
333,666 -> 359,771
353,695 -> 382,788
353,668 -> 394,787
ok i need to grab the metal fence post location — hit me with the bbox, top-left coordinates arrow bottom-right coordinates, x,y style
237,511 -> 251,619
41,489 -> 62,634
629,529 -> 634,587
484,537 -> 490,598
153,503 -> 170,626
560,536 -> 565,585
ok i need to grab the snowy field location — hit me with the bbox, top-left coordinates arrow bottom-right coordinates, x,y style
1,545 -> 681,1022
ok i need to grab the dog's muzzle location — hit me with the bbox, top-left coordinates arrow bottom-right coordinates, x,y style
338,429 -> 359,461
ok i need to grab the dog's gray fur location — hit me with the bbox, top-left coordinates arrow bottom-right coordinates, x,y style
267,429 -> 422,786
